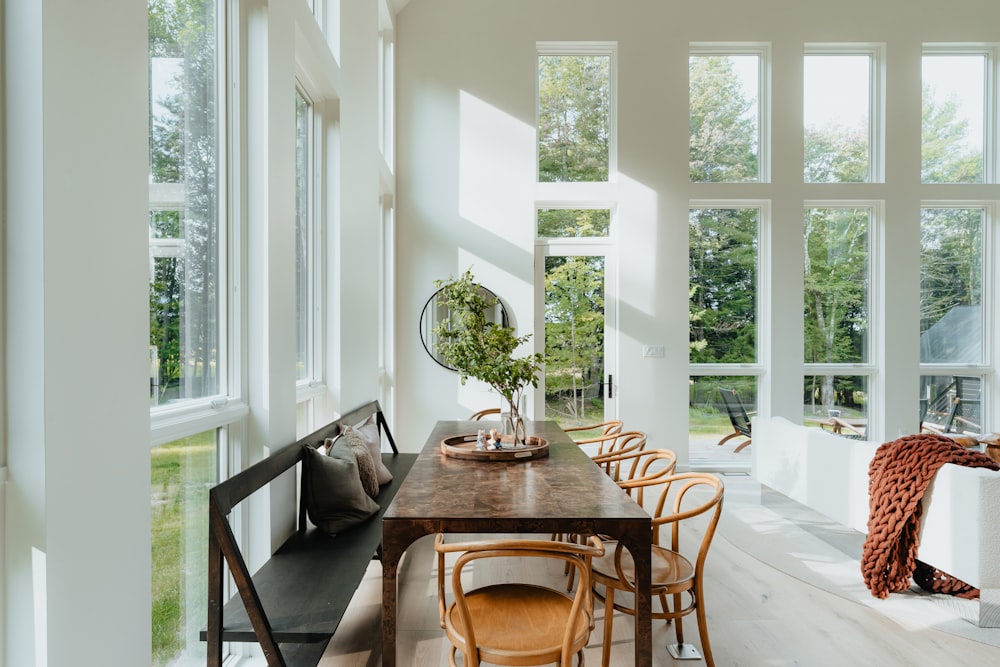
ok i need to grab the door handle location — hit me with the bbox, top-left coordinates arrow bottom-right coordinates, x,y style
608,374 -> 613,399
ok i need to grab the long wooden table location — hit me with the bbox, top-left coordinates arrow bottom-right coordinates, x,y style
381,419 -> 653,665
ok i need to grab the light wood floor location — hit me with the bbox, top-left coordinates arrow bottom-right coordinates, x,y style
318,481 -> 1000,667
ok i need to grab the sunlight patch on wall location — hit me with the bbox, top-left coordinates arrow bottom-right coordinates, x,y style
458,90 -> 533,237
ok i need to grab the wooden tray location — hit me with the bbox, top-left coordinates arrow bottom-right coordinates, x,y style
440,434 -> 549,461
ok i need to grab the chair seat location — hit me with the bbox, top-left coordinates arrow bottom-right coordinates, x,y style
591,541 -> 694,596
442,583 -> 589,663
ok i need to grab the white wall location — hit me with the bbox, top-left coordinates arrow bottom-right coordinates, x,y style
394,0 -> 1000,461
4,1 -> 151,665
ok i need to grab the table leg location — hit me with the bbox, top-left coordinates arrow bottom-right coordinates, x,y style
381,524 -> 427,667
619,530 -> 653,666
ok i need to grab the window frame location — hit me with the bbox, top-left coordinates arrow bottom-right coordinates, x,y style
918,200 -> 994,380
802,200 -> 883,433
535,41 -> 619,185
921,43 -> 1000,184
803,43 -> 886,184
688,199 -> 767,380
689,42 -> 772,184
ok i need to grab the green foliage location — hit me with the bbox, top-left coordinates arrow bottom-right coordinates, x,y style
920,207 -> 982,335
537,208 -> 610,238
922,83 -> 983,183
804,123 -> 869,183
689,55 -> 759,182
544,256 -> 605,422
433,269 -> 543,414
538,55 -> 610,182
689,208 -> 757,363
151,432 -> 214,666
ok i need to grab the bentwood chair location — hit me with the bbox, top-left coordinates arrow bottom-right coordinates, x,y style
562,419 -> 624,445
469,407 -> 501,421
435,535 -> 604,667
563,448 -> 677,591
590,472 -> 725,667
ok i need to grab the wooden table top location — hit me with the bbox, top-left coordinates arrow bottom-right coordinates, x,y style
383,419 -> 649,526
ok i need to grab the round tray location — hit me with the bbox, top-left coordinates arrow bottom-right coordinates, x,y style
440,434 -> 549,461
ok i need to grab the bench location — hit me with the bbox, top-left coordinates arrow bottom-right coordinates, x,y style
202,400 -> 418,666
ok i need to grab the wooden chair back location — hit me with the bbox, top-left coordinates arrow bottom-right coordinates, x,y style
435,535 -> 603,666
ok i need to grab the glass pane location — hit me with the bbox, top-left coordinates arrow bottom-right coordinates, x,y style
803,207 -> 869,363
295,90 -> 312,382
804,54 -> 871,183
689,375 -> 756,462
536,209 -> 610,238
537,54 -> 610,182
689,208 -> 758,364
544,255 -> 606,426
149,0 -> 221,405
920,208 -> 983,364
689,54 -> 760,182
919,374 -> 982,435
152,430 -> 217,666
803,375 -> 868,433
922,54 -> 985,183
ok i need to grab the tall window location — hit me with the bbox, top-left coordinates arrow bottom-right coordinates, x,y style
803,206 -> 872,423
918,206 -> 985,432
688,205 -> 761,463
295,88 -> 316,384
689,44 -> 769,183
149,2 -> 226,665
804,45 -> 883,183
149,0 -> 224,406
922,48 -> 988,184
537,44 -> 614,182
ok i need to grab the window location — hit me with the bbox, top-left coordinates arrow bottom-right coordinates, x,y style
537,208 -> 610,238
149,2 -> 234,664
151,429 -> 219,666
803,205 -> 873,424
690,44 -> 770,183
537,43 -> 615,182
804,45 -> 884,183
378,13 -> 395,166
688,204 -> 762,464
922,47 -> 991,184
920,206 -> 984,364
295,87 -> 316,384
149,0 -> 225,407
689,207 -> 759,363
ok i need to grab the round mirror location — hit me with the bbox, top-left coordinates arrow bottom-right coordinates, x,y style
420,284 -> 509,371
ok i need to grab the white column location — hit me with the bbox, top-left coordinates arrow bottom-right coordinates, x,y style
4,1 -> 151,665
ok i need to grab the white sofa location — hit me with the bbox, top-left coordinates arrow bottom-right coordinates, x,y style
753,416 -> 1000,627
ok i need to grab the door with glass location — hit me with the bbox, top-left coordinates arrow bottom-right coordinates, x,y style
535,243 -> 617,431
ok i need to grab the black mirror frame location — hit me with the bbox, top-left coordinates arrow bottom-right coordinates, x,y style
419,284 -> 509,371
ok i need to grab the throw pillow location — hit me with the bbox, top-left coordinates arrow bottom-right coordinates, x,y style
349,416 -> 394,485
328,433 -> 380,499
302,444 -> 379,536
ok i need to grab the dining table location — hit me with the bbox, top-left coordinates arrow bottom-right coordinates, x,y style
381,418 -> 653,666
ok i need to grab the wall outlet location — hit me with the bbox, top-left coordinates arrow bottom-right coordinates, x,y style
642,344 -> 665,358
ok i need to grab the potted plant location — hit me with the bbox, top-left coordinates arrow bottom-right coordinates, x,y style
432,268 -> 543,442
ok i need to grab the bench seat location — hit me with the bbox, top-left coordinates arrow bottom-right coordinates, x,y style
201,453 -> 415,644
203,401 -> 416,667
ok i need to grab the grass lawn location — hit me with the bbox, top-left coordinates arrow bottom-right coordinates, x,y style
151,431 -> 215,666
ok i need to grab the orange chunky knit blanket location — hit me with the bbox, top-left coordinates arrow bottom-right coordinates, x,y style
861,433 -> 999,600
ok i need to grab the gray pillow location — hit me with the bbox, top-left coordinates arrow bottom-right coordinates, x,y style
349,416 -> 394,485
327,433 -> 380,499
302,444 -> 379,536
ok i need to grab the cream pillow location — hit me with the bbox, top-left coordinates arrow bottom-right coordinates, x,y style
348,416 -> 394,485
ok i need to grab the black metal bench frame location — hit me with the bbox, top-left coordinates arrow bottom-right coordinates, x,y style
202,400 -> 417,667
